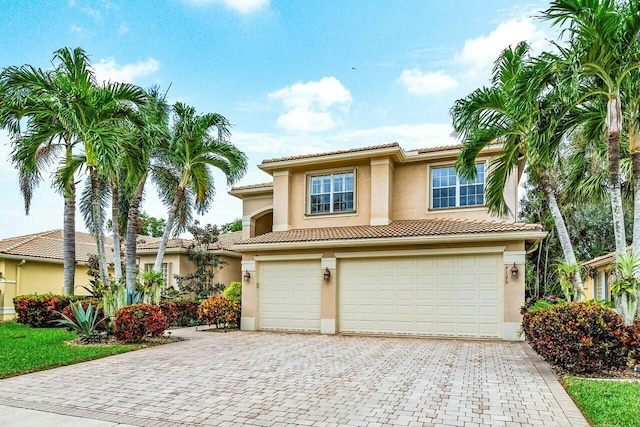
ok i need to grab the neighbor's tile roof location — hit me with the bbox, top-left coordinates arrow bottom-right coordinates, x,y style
236,219 -> 542,245
417,144 -> 463,154
0,230 -> 115,263
261,143 -> 400,164
137,231 -> 242,252
230,182 -> 273,191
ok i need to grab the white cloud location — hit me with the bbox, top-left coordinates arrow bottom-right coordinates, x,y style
397,69 -> 458,95
93,57 -> 161,84
183,0 -> 269,14
456,17 -> 548,79
269,77 -> 352,133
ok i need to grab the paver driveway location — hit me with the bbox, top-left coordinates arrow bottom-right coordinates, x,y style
0,329 -> 587,427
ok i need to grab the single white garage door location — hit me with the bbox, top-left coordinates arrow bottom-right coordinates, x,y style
260,260 -> 321,332
339,254 -> 502,338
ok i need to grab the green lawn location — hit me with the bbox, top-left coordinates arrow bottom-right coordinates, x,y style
564,377 -> 640,427
0,322 -> 140,378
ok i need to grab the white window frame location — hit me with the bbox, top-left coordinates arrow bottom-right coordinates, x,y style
306,169 -> 356,215
145,262 -> 169,287
430,162 -> 486,209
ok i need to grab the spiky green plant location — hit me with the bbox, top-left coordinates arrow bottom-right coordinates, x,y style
611,252 -> 640,325
52,301 -> 107,343
556,260 -> 584,302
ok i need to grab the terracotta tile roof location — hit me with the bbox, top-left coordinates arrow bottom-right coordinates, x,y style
417,144 -> 463,154
236,219 -> 542,245
261,143 -> 400,164
582,247 -> 631,266
0,230 -> 115,263
230,182 -> 273,191
137,231 -> 242,252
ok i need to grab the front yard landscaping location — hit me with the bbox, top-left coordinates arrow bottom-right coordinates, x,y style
564,377 -> 640,427
0,322 -> 140,379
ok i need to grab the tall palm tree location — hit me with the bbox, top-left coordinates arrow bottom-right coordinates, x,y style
0,48 -> 97,295
152,102 -> 247,272
451,42 -> 585,299
542,0 -> 640,259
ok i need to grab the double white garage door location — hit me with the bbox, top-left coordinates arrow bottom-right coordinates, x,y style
259,254 -> 502,338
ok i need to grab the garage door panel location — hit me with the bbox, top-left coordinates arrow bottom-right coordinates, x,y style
339,254 -> 502,338
260,260 -> 321,332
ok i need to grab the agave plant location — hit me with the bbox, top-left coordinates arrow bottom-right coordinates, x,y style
52,301 -> 108,344
611,252 -> 640,325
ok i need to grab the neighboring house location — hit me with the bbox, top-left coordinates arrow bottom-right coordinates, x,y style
582,251 -> 615,301
229,142 -> 546,340
136,231 -> 243,289
0,230 -> 115,320
0,230 -> 242,321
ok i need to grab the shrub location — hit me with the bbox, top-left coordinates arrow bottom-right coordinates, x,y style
520,295 -> 565,315
13,294 -> 85,328
198,296 -> 240,329
61,299 -> 107,332
113,304 -> 168,343
52,301 -> 108,344
523,302 -> 628,373
223,281 -> 242,305
624,319 -> 640,364
159,299 -> 201,326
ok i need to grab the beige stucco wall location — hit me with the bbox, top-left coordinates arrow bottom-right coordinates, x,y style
138,252 -> 194,289
217,256 -> 241,287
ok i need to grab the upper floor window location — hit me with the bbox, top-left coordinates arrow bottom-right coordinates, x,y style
309,171 -> 355,214
431,163 -> 485,209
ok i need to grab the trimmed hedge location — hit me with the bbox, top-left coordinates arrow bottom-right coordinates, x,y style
159,299 -> 201,327
113,304 -> 168,343
13,294 -> 86,328
522,302 -> 629,373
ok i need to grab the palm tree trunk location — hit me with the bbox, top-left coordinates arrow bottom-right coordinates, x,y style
125,173 -> 147,292
630,127 -> 640,316
110,179 -> 122,282
153,186 -> 185,272
607,97 -> 627,256
538,169 -> 585,300
90,167 -> 110,286
63,184 -> 76,296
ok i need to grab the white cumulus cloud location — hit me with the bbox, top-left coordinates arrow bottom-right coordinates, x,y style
456,17 -> 548,78
397,69 -> 458,95
183,0 -> 269,14
269,77 -> 352,133
93,57 -> 161,84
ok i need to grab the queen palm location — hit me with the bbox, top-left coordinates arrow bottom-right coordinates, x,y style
152,102 -> 247,272
451,42 -> 585,299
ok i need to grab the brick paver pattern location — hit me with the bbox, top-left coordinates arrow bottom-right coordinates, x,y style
0,330 -> 588,427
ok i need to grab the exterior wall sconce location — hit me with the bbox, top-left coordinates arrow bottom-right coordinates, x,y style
510,263 -> 519,280
244,270 -> 251,282
323,267 -> 331,282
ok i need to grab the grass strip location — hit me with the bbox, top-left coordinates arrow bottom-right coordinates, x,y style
0,321 -> 139,378
564,376 -> 640,427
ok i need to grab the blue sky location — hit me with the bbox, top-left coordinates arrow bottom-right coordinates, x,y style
0,0 -> 556,238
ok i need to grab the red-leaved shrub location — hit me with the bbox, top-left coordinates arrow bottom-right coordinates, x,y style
624,319 -> 640,364
159,299 -> 201,326
523,302 -> 628,373
13,294 -> 84,327
113,304 -> 168,343
198,296 -> 239,329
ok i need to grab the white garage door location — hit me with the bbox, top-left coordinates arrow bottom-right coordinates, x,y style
260,260 -> 321,332
339,254 -> 502,338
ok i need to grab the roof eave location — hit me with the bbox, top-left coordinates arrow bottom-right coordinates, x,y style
233,230 -> 548,252
228,187 -> 274,199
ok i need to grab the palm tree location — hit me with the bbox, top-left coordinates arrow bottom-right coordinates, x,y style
0,48 -> 96,295
152,102 -> 247,272
541,0 -> 640,259
451,42 -> 585,298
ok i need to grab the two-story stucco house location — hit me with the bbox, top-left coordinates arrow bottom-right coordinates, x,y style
230,142 -> 546,341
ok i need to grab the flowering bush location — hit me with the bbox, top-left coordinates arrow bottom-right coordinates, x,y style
522,301 -> 629,373
198,296 -> 240,329
13,294 -> 84,328
159,299 -> 201,326
61,299 -> 107,332
113,304 -> 168,343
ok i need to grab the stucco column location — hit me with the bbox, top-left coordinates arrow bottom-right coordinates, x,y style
503,251 -> 526,341
0,280 -> 17,321
370,157 -> 393,226
241,218 -> 255,240
240,259 -> 257,331
272,170 -> 291,232
320,257 -> 337,334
